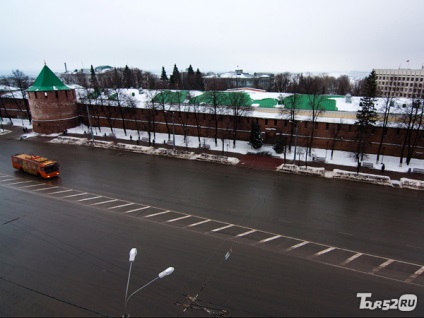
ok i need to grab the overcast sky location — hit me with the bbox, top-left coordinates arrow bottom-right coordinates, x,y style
2,0 -> 424,76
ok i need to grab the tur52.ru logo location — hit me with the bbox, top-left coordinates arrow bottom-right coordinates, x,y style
357,293 -> 417,311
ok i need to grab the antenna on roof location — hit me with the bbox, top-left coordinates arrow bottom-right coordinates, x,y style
44,60 -> 46,66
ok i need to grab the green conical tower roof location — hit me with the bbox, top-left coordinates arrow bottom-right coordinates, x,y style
27,64 -> 71,92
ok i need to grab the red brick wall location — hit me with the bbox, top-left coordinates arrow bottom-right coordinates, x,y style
1,97 -> 422,158
27,90 -> 78,133
77,103 -> 423,158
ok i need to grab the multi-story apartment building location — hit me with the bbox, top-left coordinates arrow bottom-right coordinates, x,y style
374,67 -> 424,98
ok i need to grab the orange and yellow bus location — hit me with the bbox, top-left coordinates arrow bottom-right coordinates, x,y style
11,154 -> 60,179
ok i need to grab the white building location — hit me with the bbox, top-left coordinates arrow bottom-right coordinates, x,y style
374,67 -> 424,98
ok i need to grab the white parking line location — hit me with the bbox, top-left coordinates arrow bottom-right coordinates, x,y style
236,229 -> 257,237
285,241 -> 309,251
370,259 -> 394,274
61,192 -> 88,198
187,219 -> 211,227
20,184 -> 48,188
33,186 -> 59,192
77,196 -> 102,202
48,189 -> 73,194
406,266 -> 424,283
166,215 -> 191,223
144,210 -> 171,218
124,206 -> 150,214
7,180 -> 33,185
91,199 -> 118,205
108,202 -> 134,209
260,235 -> 282,243
313,247 -> 336,257
0,178 -> 16,182
211,224 -> 234,232
340,252 -> 363,266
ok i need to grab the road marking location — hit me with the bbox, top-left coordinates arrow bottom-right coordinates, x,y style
285,241 -> 308,252
91,199 -> 118,205
1,176 -> 423,287
236,229 -> 257,237
77,196 -> 102,202
61,192 -> 88,198
338,232 -> 353,236
20,184 -> 47,188
260,235 -> 282,243
48,189 -> 73,194
144,210 -> 171,218
7,180 -> 33,185
279,219 -> 292,224
340,252 -> 363,266
124,206 -> 150,214
211,224 -> 234,232
406,244 -> 422,249
166,215 -> 191,223
406,266 -> 424,283
187,219 -> 211,227
108,202 -> 134,209
370,259 -> 394,274
312,247 -> 336,257
33,186 -> 59,192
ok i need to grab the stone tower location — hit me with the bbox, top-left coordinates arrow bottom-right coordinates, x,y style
27,64 -> 79,134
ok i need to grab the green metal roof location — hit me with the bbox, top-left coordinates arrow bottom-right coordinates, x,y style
27,65 -> 71,92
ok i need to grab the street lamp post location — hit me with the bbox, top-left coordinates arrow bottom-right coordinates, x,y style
123,248 -> 174,318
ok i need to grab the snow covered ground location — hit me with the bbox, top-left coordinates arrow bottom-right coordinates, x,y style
5,118 -> 423,175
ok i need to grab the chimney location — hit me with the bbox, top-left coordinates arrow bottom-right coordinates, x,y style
64,62 -> 68,73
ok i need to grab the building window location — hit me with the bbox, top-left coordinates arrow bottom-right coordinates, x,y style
284,120 -> 287,127
325,123 -> 329,130
55,91 -> 59,99
265,119 -> 268,126
65,91 -> 68,98
304,122 -> 308,128
348,125 -> 352,132
274,120 -> 277,126
315,122 -> 318,129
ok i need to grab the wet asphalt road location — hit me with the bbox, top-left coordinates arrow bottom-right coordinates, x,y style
0,135 -> 423,316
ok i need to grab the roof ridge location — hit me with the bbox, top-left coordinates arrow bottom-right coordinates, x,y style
27,65 -> 71,92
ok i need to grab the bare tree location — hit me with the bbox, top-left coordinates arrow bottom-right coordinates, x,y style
2,71 -> 32,123
143,91 -> 158,145
329,120 -> 346,160
335,75 -> 352,95
174,91 -> 190,144
376,82 -> 395,163
274,72 -> 291,92
307,94 -> 326,156
187,92 -> 204,147
279,93 -> 301,151
398,98 -> 424,166
203,91 -> 226,146
227,92 -> 252,147
155,90 -> 172,140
